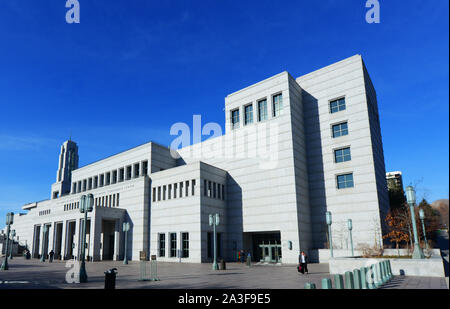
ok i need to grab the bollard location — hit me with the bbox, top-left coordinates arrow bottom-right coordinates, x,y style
360,266 -> 368,289
380,261 -> 385,283
353,269 -> 362,289
368,264 -> 377,289
321,278 -> 332,289
374,262 -> 382,287
304,282 -> 316,289
344,271 -> 354,289
382,261 -> 388,282
387,260 -> 393,278
334,274 -> 344,289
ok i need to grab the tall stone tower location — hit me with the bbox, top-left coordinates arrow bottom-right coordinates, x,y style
51,140 -> 79,199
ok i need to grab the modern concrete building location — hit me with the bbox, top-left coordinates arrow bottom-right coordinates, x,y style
7,55 -> 389,264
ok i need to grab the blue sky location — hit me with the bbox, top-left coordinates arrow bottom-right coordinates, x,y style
0,0 -> 448,226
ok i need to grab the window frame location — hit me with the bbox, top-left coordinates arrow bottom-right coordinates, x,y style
336,173 -> 354,189
329,96 -> 346,114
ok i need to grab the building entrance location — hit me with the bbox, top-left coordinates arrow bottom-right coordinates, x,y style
247,231 -> 282,263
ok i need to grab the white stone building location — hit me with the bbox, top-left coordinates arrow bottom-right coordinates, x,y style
7,55 -> 389,264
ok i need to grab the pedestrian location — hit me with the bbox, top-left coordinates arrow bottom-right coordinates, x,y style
49,250 -> 54,263
298,251 -> 308,274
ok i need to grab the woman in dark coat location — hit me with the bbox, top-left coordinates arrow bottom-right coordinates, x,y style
298,251 -> 308,274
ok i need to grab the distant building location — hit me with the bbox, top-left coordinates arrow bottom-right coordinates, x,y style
386,171 -> 403,191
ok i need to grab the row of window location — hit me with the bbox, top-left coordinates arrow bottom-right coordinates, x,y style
158,232 -> 189,258
64,202 -> 80,211
328,97 -> 354,189
152,179 -> 196,202
95,193 -> 120,208
72,161 -> 149,194
231,93 -> 283,129
39,209 -> 51,216
203,180 -> 225,200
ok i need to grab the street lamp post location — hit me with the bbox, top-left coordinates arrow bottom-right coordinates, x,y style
419,209 -> 428,250
40,225 -> 48,262
1,212 -> 14,270
9,230 -> 16,260
405,186 -> 424,259
123,222 -> 130,265
79,194 -> 94,283
326,211 -> 333,258
347,219 -> 354,257
209,214 -> 220,270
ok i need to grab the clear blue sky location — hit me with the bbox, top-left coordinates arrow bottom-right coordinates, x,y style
0,0 -> 448,226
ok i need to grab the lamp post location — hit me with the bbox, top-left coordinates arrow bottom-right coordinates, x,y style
40,225 -> 48,262
9,230 -> 16,260
1,212 -> 14,270
347,219 -> 354,257
419,209 -> 428,250
123,222 -> 130,265
79,194 -> 94,283
209,213 -> 220,270
326,211 -> 333,258
405,186 -> 424,259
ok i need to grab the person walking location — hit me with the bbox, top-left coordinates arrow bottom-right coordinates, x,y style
298,251 -> 308,274
48,250 -> 54,263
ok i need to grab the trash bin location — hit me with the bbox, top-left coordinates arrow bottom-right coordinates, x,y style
104,268 -> 118,289
220,259 -> 226,270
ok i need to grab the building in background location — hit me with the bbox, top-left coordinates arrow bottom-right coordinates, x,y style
386,171 -> 404,191
7,55 -> 389,264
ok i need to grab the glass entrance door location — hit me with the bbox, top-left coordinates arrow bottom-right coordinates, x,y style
259,241 -> 282,263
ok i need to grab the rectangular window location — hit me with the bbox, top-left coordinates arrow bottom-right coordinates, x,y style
88,178 -> 92,190
332,122 -> 348,138
218,184 -> 221,200
258,99 -> 268,121
330,97 -> 346,113
168,184 -> 172,199
112,170 -> 117,184
116,193 -> 120,206
159,233 -> 166,257
182,232 -> 189,258
231,109 -> 240,129
72,183 -> 77,194
208,181 -> 212,197
272,94 -> 283,117
83,179 -> 87,191
119,168 -> 125,182
213,183 -> 217,199
192,179 -> 196,196
174,183 -> 177,198
204,180 -> 207,196
337,173 -> 354,189
244,104 -> 253,125
163,185 -> 166,200
179,182 -> 183,198
142,161 -> 148,175
170,233 -> 177,257
153,187 -> 156,202
134,163 -> 140,178
335,147 -> 351,163
158,186 -> 161,201
126,166 -> 132,180
106,172 -> 111,185
185,180 -> 189,197
99,175 -> 104,187
222,185 -> 225,200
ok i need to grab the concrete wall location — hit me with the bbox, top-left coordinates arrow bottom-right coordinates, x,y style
329,256 -> 446,277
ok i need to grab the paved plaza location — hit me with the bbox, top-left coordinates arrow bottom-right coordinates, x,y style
0,257 -> 447,289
